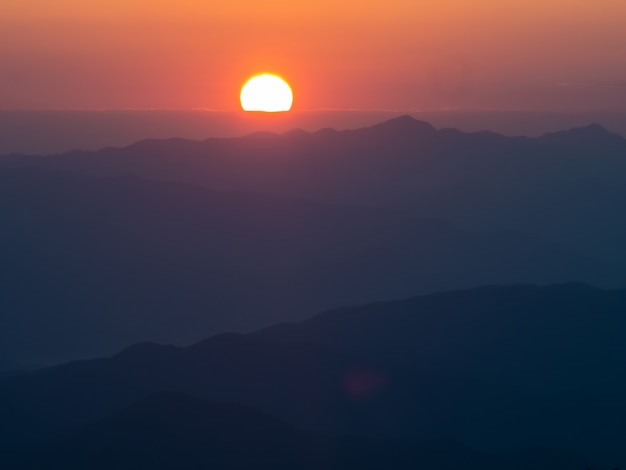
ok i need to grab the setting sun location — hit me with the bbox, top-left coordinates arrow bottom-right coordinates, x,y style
240,74 -> 293,112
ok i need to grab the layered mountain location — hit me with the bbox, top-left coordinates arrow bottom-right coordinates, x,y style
3,116 -> 626,262
1,169 -> 616,367
1,284 -> 624,466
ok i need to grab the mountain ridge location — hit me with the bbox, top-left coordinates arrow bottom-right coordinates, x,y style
1,168 -> 617,368
1,283 -> 625,465
2,115 -> 625,264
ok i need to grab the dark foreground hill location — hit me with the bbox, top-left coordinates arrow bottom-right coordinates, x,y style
7,392 -> 590,470
1,284 -> 624,467
3,116 -> 626,263
1,169 -> 617,367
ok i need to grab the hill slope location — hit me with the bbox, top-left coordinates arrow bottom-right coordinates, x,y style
1,169 -> 615,367
3,116 -> 626,262
1,284 -> 625,466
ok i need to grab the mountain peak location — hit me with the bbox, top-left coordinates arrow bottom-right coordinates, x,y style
281,128 -> 309,138
575,122 -> 612,136
539,122 -> 620,143
389,114 -> 418,123
368,115 -> 436,134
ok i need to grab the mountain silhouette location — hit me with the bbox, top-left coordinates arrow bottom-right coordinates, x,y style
3,116 -> 626,263
0,284 -> 623,466
1,168 -> 617,368
7,392 -> 590,470
2,117 -> 625,468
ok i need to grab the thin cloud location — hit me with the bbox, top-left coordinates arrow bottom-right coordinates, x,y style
555,80 -> 626,88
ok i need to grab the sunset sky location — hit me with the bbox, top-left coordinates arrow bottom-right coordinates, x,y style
1,0 -> 625,111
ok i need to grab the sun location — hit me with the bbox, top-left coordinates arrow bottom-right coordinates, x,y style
240,74 -> 293,112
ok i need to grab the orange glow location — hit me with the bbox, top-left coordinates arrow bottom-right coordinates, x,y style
1,1 -> 626,111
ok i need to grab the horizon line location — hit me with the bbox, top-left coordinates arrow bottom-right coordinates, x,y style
1,107 -> 626,114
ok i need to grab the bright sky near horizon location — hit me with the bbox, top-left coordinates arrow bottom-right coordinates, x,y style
1,0 -> 625,111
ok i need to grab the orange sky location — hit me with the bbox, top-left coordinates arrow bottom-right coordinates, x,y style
1,0 -> 625,111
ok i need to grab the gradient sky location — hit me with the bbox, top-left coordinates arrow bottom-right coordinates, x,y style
1,0 -> 625,111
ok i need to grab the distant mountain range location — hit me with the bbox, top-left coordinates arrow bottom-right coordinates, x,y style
2,116 -> 625,468
3,115 -> 626,263
0,169 -> 619,367
1,284 -> 624,467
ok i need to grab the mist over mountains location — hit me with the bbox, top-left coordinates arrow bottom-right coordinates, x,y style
4,115 -> 626,264
1,168 -> 615,367
2,116 -> 626,468
2,109 -> 625,155
1,284 -> 623,468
